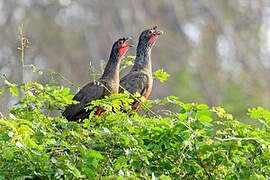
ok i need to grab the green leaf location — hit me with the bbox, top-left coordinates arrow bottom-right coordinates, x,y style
31,64 -> 36,73
5,80 -> 18,96
0,87 -> 4,95
2,133 -> 11,141
153,69 -> 170,82
67,162 -> 81,178
87,150 -> 104,159
127,55 -> 136,60
82,167 -> 95,178
199,115 -> 213,122
10,86 -> 19,96
62,88 -> 70,96
160,174 -> 172,180
177,113 -> 188,120
197,104 -> 209,110
199,145 -> 213,153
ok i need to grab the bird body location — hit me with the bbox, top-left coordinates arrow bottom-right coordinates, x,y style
63,38 -> 132,121
120,72 -> 152,112
120,26 -> 163,112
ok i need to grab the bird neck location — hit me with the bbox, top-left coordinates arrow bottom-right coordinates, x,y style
100,51 -> 120,82
132,43 -> 152,73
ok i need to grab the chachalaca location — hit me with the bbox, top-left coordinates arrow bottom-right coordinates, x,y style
63,37 -> 132,121
119,26 -> 163,112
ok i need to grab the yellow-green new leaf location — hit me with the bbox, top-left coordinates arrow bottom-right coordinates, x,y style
0,87 -> 4,95
5,80 -> 19,96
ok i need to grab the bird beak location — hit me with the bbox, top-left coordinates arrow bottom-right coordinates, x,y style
126,37 -> 132,40
124,37 -> 134,48
151,25 -> 163,35
126,44 -> 133,48
155,30 -> 164,35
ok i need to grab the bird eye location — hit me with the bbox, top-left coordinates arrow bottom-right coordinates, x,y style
119,41 -> 123,45
148,30 -> 154,35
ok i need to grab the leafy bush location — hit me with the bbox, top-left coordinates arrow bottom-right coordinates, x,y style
0,80 -> 269,179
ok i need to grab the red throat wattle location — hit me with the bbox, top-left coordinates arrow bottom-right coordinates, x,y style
149,34 -> 159,44
118,46 -> 130,56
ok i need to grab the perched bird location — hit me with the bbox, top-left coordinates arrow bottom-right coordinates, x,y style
63,37 -> 132,121
119,26 -> 163,112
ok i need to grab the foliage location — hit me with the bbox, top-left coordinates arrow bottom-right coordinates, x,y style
0,81 -> 269,179
153,69 -> 170,82
5,80 -> 19,97
120,56 -> 136,71
0,24 -> 269,179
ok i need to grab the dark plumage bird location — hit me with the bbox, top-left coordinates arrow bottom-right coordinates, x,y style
63,37 -> 132,121
119,26 -> 163,112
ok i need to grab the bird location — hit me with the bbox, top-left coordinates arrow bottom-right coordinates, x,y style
119,26 -> 163,113
63,37 -> 132,121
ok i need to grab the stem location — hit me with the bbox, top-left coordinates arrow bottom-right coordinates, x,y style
50,70 -> 80,88
19,23 -> 25,83
0,72 -> 13,83
214,137 -> 258,141
21,42 -> 24,82
119,84 -> 160,118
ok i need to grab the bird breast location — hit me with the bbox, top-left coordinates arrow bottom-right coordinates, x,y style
102,80 -> 119,96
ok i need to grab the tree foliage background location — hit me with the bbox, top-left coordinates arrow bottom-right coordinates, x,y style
0,0 -> 270,125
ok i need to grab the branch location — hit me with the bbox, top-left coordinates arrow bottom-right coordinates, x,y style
214,137 -> 258,141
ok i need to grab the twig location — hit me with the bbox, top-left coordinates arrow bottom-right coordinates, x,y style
214,137 -> 258,141
49,70 -> 80,88
18,23 -> 27,83
0,72 -> 13,83
119,84 -> 160,118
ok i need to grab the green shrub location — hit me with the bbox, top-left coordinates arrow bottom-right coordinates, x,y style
0,81 -> 269,179
0,25 -> 269,179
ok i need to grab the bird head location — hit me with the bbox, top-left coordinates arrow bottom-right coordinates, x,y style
139,25 -> 163,47
112,37 -> 133,57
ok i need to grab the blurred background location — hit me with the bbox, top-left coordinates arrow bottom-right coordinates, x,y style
0,0 -> 270,123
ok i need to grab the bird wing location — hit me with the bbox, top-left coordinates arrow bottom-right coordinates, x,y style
120,72 -> 151,112
63,81 -> 105,121
119,72 -> 149,96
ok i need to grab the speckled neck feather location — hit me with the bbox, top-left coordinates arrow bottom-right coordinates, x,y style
131,39 -> 152,72
100,47 -> 120,81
